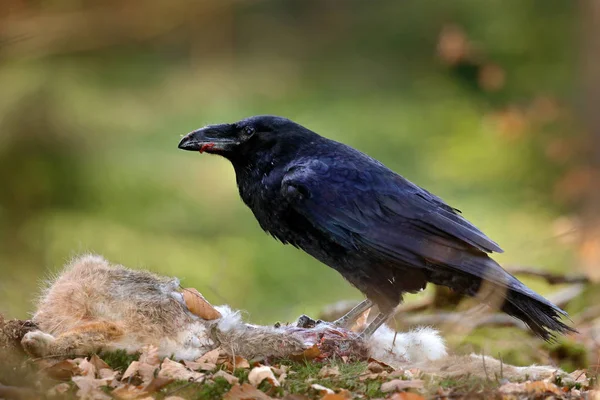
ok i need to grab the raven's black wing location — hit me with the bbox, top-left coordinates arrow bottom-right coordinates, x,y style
280,155 -> 515,287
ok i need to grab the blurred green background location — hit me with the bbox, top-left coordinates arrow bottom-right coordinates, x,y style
0,0 -> 596,329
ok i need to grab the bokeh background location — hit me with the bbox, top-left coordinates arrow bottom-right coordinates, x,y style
1,0 -> 600,366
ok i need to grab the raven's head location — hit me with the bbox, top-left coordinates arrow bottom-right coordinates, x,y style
178,115 -> 318,161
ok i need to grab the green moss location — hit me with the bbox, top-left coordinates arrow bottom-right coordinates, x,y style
100,350 -> 140,372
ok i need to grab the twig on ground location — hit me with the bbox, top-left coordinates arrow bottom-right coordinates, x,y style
506,267 -> 590,285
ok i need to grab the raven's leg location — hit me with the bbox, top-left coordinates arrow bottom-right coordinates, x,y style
333,299 -> 373,328
358,311 -> 392,338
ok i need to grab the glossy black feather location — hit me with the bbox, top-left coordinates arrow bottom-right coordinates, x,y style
181,115 -> 575,340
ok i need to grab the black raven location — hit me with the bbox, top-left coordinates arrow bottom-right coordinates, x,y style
178,115 -> 575,340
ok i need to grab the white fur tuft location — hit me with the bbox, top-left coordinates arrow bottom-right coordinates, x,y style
368,325 -> 447,364
215,305 -> 244,332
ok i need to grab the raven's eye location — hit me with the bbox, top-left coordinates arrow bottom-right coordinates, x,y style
243,126 -> 256,137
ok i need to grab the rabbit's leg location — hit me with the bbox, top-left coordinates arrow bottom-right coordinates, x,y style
22,321 -> 123,358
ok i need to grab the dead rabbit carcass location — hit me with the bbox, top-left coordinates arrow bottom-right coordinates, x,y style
20,255 -> 565,381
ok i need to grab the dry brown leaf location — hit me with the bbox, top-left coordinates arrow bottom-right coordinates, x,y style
90,354 -> 111,371
42,359 -> 80,381
122,361 -> 157,385
380,379 -> 424,393
290,344 -> 321,361
139,345 -> 160,366
158,358 -> 204,382
499,380 -> 562,395
367,361 -> 385,373
213,370 -> 240,385
79,358 -> 97,377
234,355 -> 250,369
367,358 -> 394,372
182,288 -> 222,320
569,369 -> 590,386
323,389 -> 353,399
310,384 -> 334,395
223,383 -> 273,400
112,384 -> 148,400
164,397 -> 187,400
387,393 -> 426,400
98,368 -> 118,381
248,366 -> 280,387
47,382 -> 71,397
318,365 -> 340,378
142,377 -> 173,394
122,361 -> 140,380
183,360 -> 217,371
320,394 -> 350,400
197,348 -> 221,364
72,376 -> 112,400
524,381 -> 562,395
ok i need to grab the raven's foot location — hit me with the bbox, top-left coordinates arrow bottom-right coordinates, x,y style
358,311 -> 392,339
333,299 -> 374,329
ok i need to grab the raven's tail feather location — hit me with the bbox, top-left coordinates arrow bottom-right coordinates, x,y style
425,261 -> 577,341
501,290 -> 576,341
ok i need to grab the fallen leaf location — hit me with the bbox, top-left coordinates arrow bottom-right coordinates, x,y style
47,382 -> 70,397
112,384 -> 147,400
182,288 -> 222,320
142,377 -> 173,394
158,358 -> 204,382
213,370 -> 240,385
380,379 -> 424,393
164,397 -> 187,400
79,358 -> 97,377
321,394 -> 350,400
367,358 -> 394,372
367,361 -> 385,373
569,369 -> 589,386
387,393 -> 426,400
223,383 -> 273,400
42,359 -> 80,381
98,368 -> 118,381
234,355 -> 250,369
290,344 -> 321,361
318,365 -> 340,378
139,345 -> 160,366
499,380 -> 561,395
524,381 -> 562,395
197,348 -> 221,364
122,361 -> 140,380
72,376 -> 112,400
183,360 -> 217,371
122,361 -> 157,385
248,366 -> 280,387
334,388 -> 353,399
90,354 -> 111,371
310,384 -> 334,395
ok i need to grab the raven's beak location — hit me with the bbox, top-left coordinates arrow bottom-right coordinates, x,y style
178,124 -> 237,153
